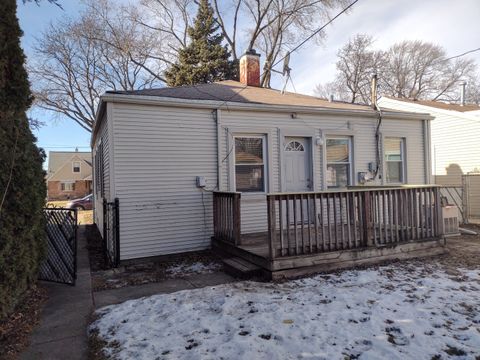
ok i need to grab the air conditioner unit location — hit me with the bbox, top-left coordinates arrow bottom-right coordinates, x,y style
442,205 -> 460,237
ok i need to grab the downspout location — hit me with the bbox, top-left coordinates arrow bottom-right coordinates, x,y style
423,119 -> 432,184
214,108 -> 221,190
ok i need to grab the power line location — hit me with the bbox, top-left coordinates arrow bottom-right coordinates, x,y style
434,47 -> 480,65
270,0 -> 359,70
216,0 -> 360,110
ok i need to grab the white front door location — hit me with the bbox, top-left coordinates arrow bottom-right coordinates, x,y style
284,137 -> 312,192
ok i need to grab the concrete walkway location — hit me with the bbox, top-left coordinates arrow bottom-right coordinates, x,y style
21,225 -> 93,360
94,272 -> 235,308
21,224 -> 235,359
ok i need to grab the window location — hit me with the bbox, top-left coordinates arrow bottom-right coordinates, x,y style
234,136 -> 265,192
285,140 -> 305,152
384,137 -> 405,183
326,137 -> 352,188
61,182 -> 75,191
73,161 -> 81,173
95,142 -> 105,197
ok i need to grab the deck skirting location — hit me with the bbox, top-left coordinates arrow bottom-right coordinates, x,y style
213,237 -> 447,279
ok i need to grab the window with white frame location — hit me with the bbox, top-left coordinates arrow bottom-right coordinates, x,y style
326,137 -> 352,188
73,161 -> 81,173
234,136 -> 266,192
61,182 -> 75,191
384,137 -> 405,184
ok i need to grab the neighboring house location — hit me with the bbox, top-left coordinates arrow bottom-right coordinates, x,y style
47,150 -> 92,200
378,96 -> 480,185
92,51 -> 438,267
378,96 -> 480,220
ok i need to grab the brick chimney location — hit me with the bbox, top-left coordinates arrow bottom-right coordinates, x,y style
239,49 -> 261,87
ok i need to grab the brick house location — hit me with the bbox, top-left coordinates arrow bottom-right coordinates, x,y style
46,150 -> 92,200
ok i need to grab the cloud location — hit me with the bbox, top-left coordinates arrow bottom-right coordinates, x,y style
274,0 -> 480,95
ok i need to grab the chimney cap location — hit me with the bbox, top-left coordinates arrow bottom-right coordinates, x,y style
244,48 -> 260,57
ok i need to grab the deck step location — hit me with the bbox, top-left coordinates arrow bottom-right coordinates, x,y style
222,257 -> 263,279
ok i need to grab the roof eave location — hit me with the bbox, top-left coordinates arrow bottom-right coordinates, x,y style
91,93 -> 433,144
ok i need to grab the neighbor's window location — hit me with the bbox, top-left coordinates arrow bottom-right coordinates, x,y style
73,161 -> 81,173
234,136 -> 265,192
326,137 -> 352,188
384,137 -> 405,183
61,182 -> 75,191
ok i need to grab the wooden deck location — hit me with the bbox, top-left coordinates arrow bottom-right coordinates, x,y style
212,186 -> 446,279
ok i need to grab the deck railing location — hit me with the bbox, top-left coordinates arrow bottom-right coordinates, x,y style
267,186 -> 443,259
213,191 -> 241,245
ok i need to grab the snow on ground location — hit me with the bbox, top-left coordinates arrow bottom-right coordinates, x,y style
165,261 -> 222,277
90,262 -> 480,360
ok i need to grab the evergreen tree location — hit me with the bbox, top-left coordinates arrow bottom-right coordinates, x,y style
165,0 -> 236,86
0,0 -> 47,318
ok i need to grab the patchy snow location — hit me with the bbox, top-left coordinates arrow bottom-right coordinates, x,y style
165,261 -> 222,277
91,263 -> 480,359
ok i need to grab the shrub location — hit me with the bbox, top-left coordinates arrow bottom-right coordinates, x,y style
0,0 -> 47,319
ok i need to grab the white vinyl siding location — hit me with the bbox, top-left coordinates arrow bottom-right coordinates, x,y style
97,99 -> 428,260
378,97 -> 480,186
93,112 -> 110,234
111,103 -> 217,260
219,110 -> 427,234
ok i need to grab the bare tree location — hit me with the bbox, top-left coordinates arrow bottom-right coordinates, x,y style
316,36 -> 478,104
30,0 -> 164,132
333,34 -> 383,103
144,0 -> 344,88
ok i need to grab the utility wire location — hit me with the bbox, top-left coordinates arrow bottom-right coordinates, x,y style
215,0 -> 360,111
433,47 -> 480,65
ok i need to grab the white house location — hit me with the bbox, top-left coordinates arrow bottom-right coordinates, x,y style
378,96 -> 480,220
92,51 -> 437,264
378,96 -> 480,185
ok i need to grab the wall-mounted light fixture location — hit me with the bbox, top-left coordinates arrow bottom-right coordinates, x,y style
315,136 -> 324,146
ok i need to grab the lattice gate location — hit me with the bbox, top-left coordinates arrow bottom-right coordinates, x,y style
39,208 -> 77,285
103,198 -> 120,267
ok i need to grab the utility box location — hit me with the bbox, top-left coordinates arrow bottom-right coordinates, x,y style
442,205 -> 460,237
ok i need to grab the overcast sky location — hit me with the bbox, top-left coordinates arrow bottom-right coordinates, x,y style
16,0 -> 480,155
280,0 -> 480,94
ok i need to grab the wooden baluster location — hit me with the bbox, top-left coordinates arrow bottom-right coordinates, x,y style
326,193 -> 332,251
307,194 -> 313,253
409,189 -> 414,241
375,191 -> 381,245
346,192 -> 351,249
313,193 -> 319,252
339,192 -> 345,249
353,192 -> 358,248
300,193 -> 305,254
332,193 -> 337,250
388,190 -> 395,243
293,195 -> 298,255
412,189 -> 418,240
278,195 -> 284,256
320,194 -> 326,251
427,188 -> 433,237
213,194 -> 217,239
363,191 -> 373,247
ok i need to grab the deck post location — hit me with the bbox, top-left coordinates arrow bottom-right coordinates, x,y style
267,195 -> 276,260
233,192 -> 241,246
